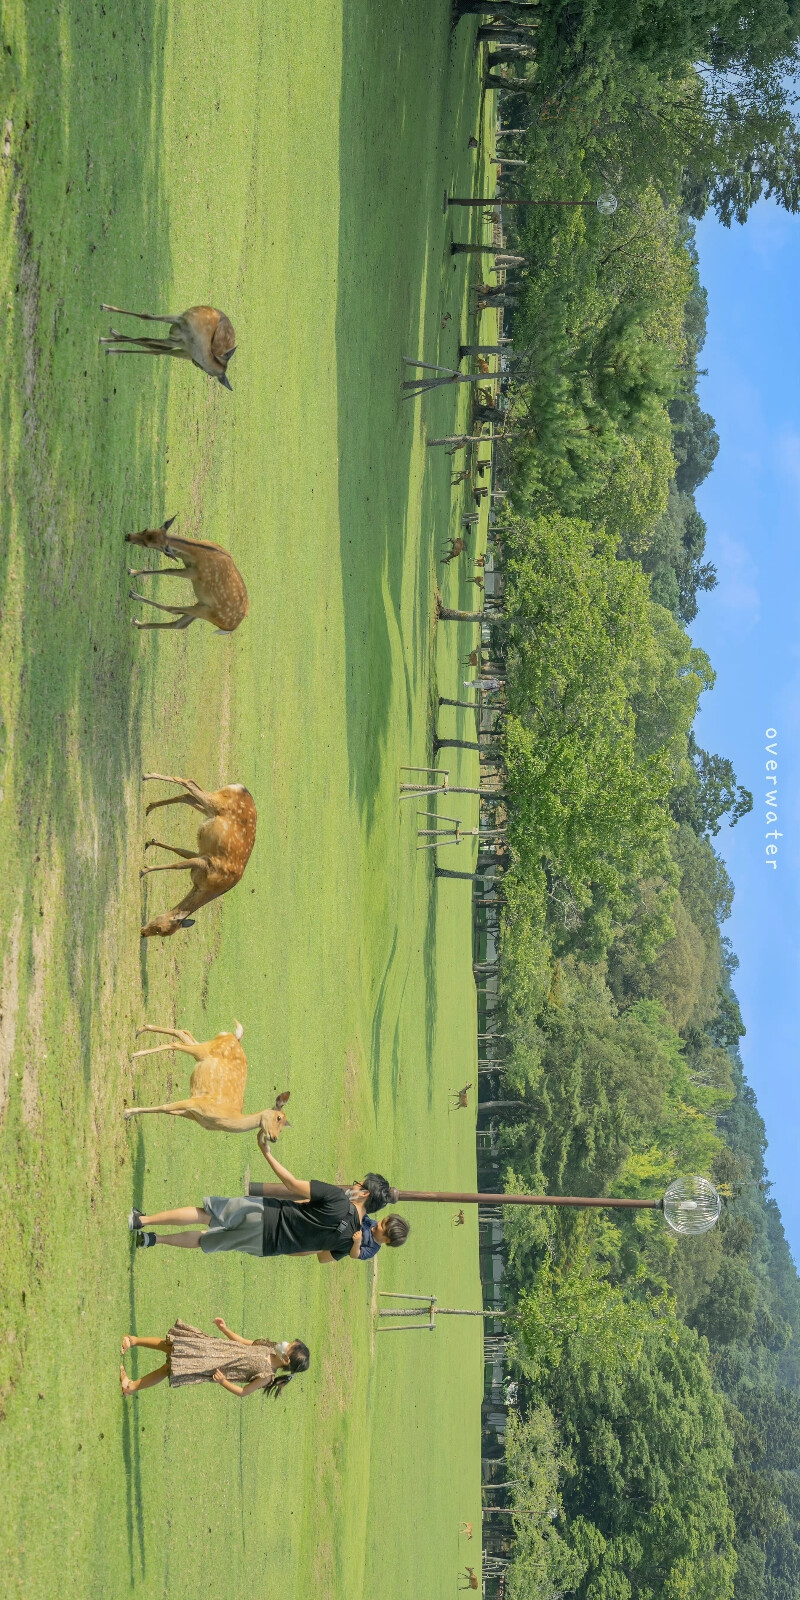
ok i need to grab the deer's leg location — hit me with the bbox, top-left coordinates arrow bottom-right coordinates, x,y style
128,566 -> 190,578
143,840 -> 199,858
142,790 -> 203,817
133,614 -> 195,631
140,857 -> 206,876
100,304 -> 184,322
135,1025 -> 199,1042
124,1099 -> 201,1119
142,775 -> 214,808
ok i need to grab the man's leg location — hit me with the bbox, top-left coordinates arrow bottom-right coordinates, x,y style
139,1207 -> 210,1226
151,1230 -> 205,1248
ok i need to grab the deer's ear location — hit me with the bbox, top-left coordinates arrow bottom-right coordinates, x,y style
274,1091 -> 290,1108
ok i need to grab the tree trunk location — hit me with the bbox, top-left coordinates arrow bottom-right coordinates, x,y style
439,697 -> 481,709
435,867 -> 483,882
456,1 -> 541,18
478,1100 -> 527,1112
427,433 -> 489,449
437,607 -> 486,622
434,737 -> 481,752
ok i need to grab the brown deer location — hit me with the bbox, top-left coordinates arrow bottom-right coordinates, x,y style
125,1020 -> 290,1138
451,468 -> 472,486
99,304 -> 236,389
458,1569 -> 479,1591
139,774 -> 257,938
454,1209 -> 466,1226
476,356 -> 491,374
441,537 -> 466,564
450,1082 -> 473,1109
126,518 -> 249,635
459,1521 -> 474,1539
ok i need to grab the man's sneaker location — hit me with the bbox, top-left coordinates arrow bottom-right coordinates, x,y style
136,1231 -> 157,1248
128,1208 -> 144,1233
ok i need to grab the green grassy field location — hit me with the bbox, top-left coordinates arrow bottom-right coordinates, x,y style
0,3 -> 497,1596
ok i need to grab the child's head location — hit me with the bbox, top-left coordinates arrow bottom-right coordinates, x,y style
374,1215 -> 409,1248
269,1340 -> 310,1400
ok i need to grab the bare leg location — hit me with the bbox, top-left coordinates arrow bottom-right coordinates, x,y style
139,1207 -> 210,1226
152,1230 -> 205,1248
122,1336 -> 170,1353
120,1362 -> 170,1395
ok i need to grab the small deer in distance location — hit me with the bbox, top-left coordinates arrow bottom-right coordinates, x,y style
450,1083 -> 472,1109
441,537 -> 466,564
140,774 -> 256,938
125,1020 -> 290,1138
99,304 -> 236,388
126,518 -> 249,635
459,1521 -> 473,1539
458,1568 -> 479,1591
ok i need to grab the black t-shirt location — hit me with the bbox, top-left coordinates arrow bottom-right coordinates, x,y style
261,1180 -> 360,1260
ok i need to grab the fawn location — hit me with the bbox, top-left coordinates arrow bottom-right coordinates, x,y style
454,1209 -> 466,1226
139,774 -> 256,938
99,304 -> 236,388
459,1568 -> 479,1591
126,517 -> 249,635
450,1083 -> 473,1109
459,1521 -> 473,1539
126,1020 -> 290,1138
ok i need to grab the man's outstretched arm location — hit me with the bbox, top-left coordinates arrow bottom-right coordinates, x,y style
256,1131 -> 311,1200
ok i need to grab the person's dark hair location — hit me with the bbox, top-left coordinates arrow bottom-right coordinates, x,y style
265,1340 -> 310,1401
382,1214 -> 409,1247
360,1172 -> 395,1212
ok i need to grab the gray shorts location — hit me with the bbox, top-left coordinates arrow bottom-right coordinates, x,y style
200,1195 -> 265,1256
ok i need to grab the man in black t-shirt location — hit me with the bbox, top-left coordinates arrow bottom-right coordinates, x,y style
131,1140 -> 409,1262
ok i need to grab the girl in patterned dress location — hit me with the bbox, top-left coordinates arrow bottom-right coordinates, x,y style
119,1316 -> 309,1399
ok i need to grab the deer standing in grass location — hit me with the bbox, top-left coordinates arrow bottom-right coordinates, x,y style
126,518 -> 249,635
99,304 -> 236,389
450,1083 -> 473,1109
140,774 -> 257,938
460,1521 -> 474,1539
125,1020 -> 291,1138
442,537 -> 466,564
459,1568 -> 479,1591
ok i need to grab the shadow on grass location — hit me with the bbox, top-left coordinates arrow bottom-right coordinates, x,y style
0,0 -> 172,1084
335,0 -> 479,834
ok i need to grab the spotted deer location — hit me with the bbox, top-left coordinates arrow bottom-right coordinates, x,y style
450,1083 -> 473,1109
126,518 -> 249,634
125,1020 -> 290,1138
99,304 -> 236,388
139,774 -> 256,938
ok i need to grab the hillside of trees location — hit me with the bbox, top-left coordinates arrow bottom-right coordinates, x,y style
457,3 -> 800,1597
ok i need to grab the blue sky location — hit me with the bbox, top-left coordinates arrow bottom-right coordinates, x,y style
690,202 -> 800,1262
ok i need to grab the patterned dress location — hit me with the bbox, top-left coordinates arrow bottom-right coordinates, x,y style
166,1319 -> 278,1389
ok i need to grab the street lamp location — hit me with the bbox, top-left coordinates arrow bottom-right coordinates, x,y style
249,1173 -> 721,1236
445,190 -> 618,213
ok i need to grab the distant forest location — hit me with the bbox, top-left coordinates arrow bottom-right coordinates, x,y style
457,2 -> 800,1597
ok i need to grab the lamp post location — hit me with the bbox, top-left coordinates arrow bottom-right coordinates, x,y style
248,1175 -> 722,1235
445,191 -> 618,214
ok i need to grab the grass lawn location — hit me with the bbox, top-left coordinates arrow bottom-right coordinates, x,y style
0,3 -> 498,1595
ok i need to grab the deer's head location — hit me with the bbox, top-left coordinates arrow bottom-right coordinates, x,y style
258,1092 -> 291,1142
140,912 -> 196,938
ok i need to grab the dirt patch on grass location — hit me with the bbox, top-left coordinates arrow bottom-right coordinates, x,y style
0,898 -> 24,1120
21,880 -> 59,1129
